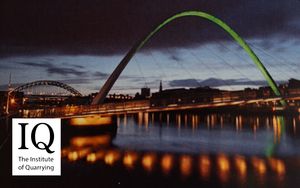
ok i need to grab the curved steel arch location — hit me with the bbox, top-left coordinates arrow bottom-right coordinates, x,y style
92,10 -> 285,105
14,80 -> 83,96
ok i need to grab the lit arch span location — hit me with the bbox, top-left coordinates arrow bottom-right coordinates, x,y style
14,80 -> 83,96
92,10 -> 285,106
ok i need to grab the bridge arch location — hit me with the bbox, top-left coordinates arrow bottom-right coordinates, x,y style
92,10 -> 285,105
14,80 -> 83,96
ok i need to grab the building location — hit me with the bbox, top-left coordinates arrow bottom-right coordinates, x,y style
134,87 -> 151,100
286,79 -> 300,96
150,86 -> 222,106
106,93 -> 133,102
0,91 -> 24,115
141,87 -> 151,98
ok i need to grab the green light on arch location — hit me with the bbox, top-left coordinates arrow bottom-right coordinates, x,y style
92,10 -> 286,106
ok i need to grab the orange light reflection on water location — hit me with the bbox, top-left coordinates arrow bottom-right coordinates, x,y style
269,158 -> 285,177
104,150 -> 121,166
61,146 -> 290,186
86,153 -> 97,163
62,148 -> 69,158
234,155 -> 247,181
217,154 -> 230,182
68,148 -> 90,161
161,154 -> 174,175
272,116 -> 282,143
199,155 -> 211,180
70,116 -> 112,126
123,152 -> 138,169
68,151 -> 78,161
86,150 -> 106,163
142,153 -> 156,172
252,157 -> 266,178
180,155 -> 193,177
70,135 -> 111,147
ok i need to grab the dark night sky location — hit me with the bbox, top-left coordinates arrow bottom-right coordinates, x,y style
0,0 -> 300,94
1,0 -> 299,56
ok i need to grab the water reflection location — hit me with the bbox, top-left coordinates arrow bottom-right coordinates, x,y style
161,154 -> 173,175
67,148 -> 90,161
60,112 -> 300,186
180,155 -> 193,177
123,151 -> 138,169
70,135 -> 111,147
104,150 -> 121,166
62,145 -> 288,185
268,158 -> 286,177
142,153 -> 156,172
130,112 -> 294,134
88,150 -> 106,162
198,155 -> 211,180
217,154 -> 230,182
69,116 -> 113,126
234,155 -> 247,182
273,116 -> 282,143
86,153 -> 96,163
252,157 -> 267,181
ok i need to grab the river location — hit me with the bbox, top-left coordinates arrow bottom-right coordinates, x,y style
1,112 -> 300,187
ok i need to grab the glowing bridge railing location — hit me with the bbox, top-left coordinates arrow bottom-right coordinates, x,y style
21,96 -> 290,118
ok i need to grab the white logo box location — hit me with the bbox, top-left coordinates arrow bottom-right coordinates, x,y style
12,118 -> 61,176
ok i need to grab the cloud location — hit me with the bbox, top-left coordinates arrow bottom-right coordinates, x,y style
93,71 -> 109,78
168,78 -> 286,88
57,78 -> 92,85
0,0 -> 299,57
0,63 -> 14,69
169,54 -> 182,62
293,39 -> 300,46
4,59 -> 150,88
64,63 -> 85,69
7,59 -> 149,87
17,62 -> 47,68
17,61 -> 87,76
92,71 -> 151,81
169,79 -> 200,87
47,67 -> 86,76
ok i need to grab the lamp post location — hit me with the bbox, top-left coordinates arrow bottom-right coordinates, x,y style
5,90 -> 13,115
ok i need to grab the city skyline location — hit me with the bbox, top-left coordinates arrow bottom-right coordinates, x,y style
1,0 -> 300,95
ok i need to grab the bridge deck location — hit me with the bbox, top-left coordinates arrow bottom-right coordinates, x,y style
19,96 -> 296,119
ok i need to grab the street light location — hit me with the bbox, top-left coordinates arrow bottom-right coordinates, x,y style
10,98 -> 15,104
5,90 -> 13,115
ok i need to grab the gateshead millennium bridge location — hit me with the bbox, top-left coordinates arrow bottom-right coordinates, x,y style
91,10 -> 285,106
8,10 -> 298,118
